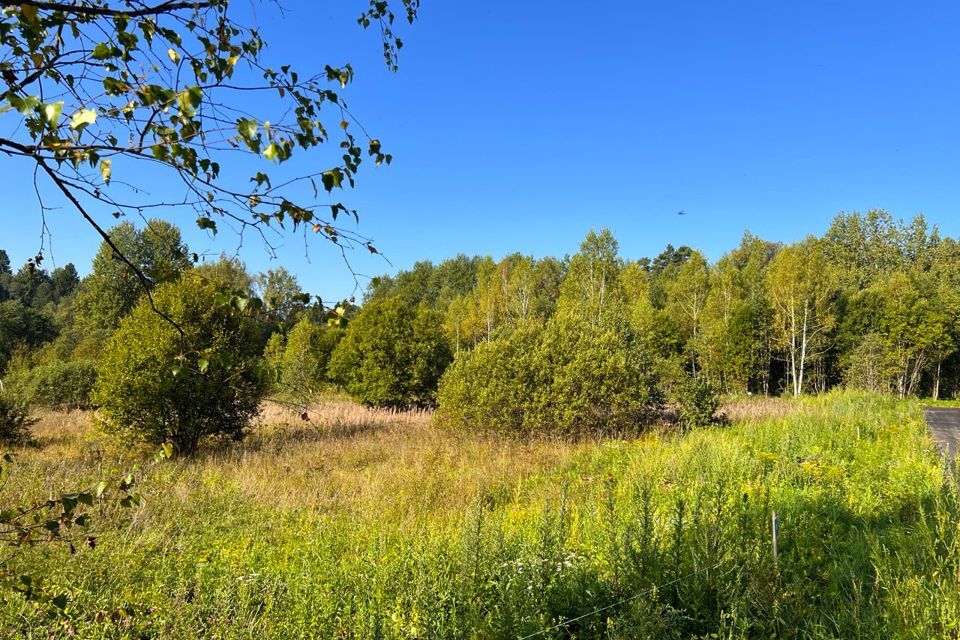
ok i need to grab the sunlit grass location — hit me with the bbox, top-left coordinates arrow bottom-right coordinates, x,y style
1,392 -> 957,638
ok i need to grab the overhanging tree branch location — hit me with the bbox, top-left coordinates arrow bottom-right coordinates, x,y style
1,0 -> 418,330
0,0 -> 220,18
36,157 -> 186,336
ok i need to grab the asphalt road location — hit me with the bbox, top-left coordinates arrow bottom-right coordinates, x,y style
923,407 -> 960,462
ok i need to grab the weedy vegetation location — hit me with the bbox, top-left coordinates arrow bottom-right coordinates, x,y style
0,392 -> 957,639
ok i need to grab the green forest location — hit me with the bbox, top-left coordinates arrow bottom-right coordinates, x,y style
3,210 -> 958,448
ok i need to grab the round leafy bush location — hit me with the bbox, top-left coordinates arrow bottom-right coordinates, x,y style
436,324 -> 542,434
93,276 -> 267,455
531,319 -> 664,435
328,298 -> 451,408
8,360 -> 97,411
438,319 -> 663,437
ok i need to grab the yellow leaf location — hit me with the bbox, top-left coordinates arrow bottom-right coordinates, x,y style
42,101 -> 63,127
69,108 -> 97,131
99,159 -> 112,184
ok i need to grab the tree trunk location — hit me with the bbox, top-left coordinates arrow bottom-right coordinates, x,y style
934,359 -> 942,401
789,303 -> 799,397
796,302 -> 809,397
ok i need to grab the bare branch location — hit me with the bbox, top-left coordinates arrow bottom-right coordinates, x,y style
0,0 -> 220,18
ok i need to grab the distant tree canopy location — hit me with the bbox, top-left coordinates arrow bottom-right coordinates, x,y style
73,220 -> 191,332
363,211 -> 960,434
0,300 -> 57,372
2,209 -> 959,444
256,267 -> 310,327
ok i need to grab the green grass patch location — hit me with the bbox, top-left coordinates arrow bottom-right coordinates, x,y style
1,391 -> 958,638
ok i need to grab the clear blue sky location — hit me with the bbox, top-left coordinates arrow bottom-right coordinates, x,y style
4,0 -> 960,300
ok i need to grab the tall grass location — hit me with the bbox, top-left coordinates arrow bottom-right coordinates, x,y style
1,391 -> 957,638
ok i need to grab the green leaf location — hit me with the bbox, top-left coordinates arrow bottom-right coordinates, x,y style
51,594 -> 68,610
263,142 -> 279,162
167,48 -> 180,63
102,77 -> 126,96
99,159 -> 112,184
20,4 -> 38,22
177,86 -> 203,114
196,216 -> 217,233
321,169 -> 343,192
69,108 -> 97,132
8,95 -> 40,115
197,358 -> 210,373
41,102 -> 63,127
91,43 -> 119,60
237,118 -> 257,141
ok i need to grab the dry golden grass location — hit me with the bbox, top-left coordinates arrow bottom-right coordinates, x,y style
722,395 -> 799,423
201,400 -> 588,520
13,396 -> 799,523
12,400 -> 589,525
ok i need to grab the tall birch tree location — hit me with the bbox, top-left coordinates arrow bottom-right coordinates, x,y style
766,238 -> 838,396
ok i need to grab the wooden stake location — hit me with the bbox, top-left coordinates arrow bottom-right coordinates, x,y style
771,511 -> 779,566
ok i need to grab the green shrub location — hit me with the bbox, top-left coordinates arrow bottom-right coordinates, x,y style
0,390 -> 35,445
439,318 -> 663,437
532,319 -> 664,435
674,376 -> 722,429
436,324 -> 542,433
280,318 -> 341,394
328,298 -> 451,408
31,326 -> 114,364
8,360 -> 97,411
93,276 -> 267,455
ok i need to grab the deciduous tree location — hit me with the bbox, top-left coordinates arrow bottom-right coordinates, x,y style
73,220 -> 190,331
767,239 -> 838,396
93,274 -> 266,454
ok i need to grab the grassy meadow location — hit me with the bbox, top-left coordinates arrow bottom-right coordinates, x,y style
2,392 -> 959,639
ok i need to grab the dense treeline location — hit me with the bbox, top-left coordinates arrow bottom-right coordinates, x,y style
1,210 -> 958,447
357,210 -> 960,434
0,220 -> 351,447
